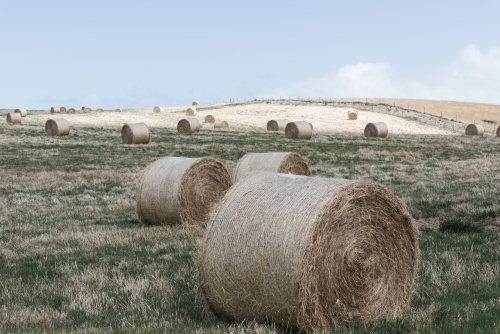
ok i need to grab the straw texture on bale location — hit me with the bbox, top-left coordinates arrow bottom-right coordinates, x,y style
84,107 -> 92,113
192,101 -> 199,106
497,125 -> 500,137
198,172 -> 419,332
14,109 -> 27,117
60,107 -> 67,113
186,107 -> 196,116
67,108 -> 76,113
121,123 -> 150,144
205,114 -> 215,123
348,109 -> 358,120
116,108 -> 122,112
285,121 -> 313,139
465,124 -> 484,136
153,106 -> 163,113
233,152 -> 311,182
364,122 -> 388,138
6,113 -> 22,124
50,107 -> 61,113
177,118 -> 201,134
136,157 -> 232,226
214,120 -> 229,129
96,108 -> 104,112
267,119 -> 289,131
45,119 -> 70,136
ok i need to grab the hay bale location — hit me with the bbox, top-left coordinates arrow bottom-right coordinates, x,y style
67,108 -> 76,113
14,109 -> 27,117
233,152 -> 311,182
60,107 -> 67,113
214,121 -> 229,129
186,107 -> 196,116
348,109 -> 358,120
267,119 -> 289,131
364,122 -> 388,138
177,118 -> 201,134
192,101 -> 199,106
309,122 -> 313,130
116,108 -> 122,113
121,123 -> 150,144
465,124 -> 484,136
205,114 -> 215,123
198,172 -> 419,331
45,119 -> 70,136
81,106 -> 90,111
50,107 -> 61,113
285,121 -> 312,139
96,108 -> 104,112
136,157 -> 232,226
6,113 -> 22,124
497,125 -> 500,137
153,106 -> 163,113
84,107 -> 92,113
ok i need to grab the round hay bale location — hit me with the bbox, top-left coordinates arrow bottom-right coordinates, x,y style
233,152 -> 311,182
267,119 -> 289,131
96,108 -> 104,113
205,114 -> 215,123
153,106 -> 163,113
285,121 -> 313,139
136,157 -> 232,226
83,107 -> 92,113
6,113 -> 22,124
497,125 -> 500,137
348,109 -> 358,120
186,107 -> 196,116
50,107 -> 61,113
177,118 -> 201,134
364,122 -> 388,138
198,172 -> 419,331
14,109 -> 27,117
192,101 -> 199,106
116,108 -> 122,113
60,107 -> 67,113
465,124 -> 484,136
67,108 -> 76,113
45,119 -> 70,136
214,120 -> 229,129
121,123 -> 150,144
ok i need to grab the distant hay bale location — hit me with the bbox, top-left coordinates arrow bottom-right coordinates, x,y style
67,108 -> 76,113
177,118 -> 201,134
136,157 -> 232,226
14,109 -> 27,117
233,152 -> 311,182
121,123 -> 150,144
116,108 -> 122,112
198,172 -> 419,332
205,114 -> 215,123
6,113 -> 22,124
214,121 -> 229,129
285,121 -> 313,139
45,119 -> 70,136
192,101 -> 199,106
186,107 -> 196,116
153,106 -> 163,113
50,107 -> 61,113
497,125 -> 500,137
60,107 -> 67,113
84,107 -> 92,113
465,124 -> 484,136
96,108 -> 104,112
364,122 -> 388,138
348,109 -> 358,120
267,119 -> 289,131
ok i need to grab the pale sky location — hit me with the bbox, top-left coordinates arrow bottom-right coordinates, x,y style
1,0 -> 499,109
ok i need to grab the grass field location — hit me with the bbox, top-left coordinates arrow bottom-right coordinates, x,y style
1,104 -> 500,333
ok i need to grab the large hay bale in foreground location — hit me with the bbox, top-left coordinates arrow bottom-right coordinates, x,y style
267,119 -> 289,131
465,124 -> 484,136
186,107 -> 196,116
84,107 -> 92,113
348,109 -> 358,120
121,123 -> 150,144
116,108 -> 122,113
192,101 -> 199,106
205,114 -> 215,123
364,122 -> 388,138
153,106 -> 163,113
14,109 -> 27,117
6,113 -> 22,124
214,120 -> 229,129
198,172 -> 419,331
45,119 -> 70,136
233,152 -> 311,182
285,121 -> 312,139
136,157 -> 232,226
177,118 -> 201,134
67,108 -> 76,113
50,107 -> 61,113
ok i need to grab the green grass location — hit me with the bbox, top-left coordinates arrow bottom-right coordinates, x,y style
1,121 -> 500,332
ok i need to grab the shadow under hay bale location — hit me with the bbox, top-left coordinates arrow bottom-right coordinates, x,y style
364,122 -> 388,138
6,113 -> 22,124
198,172 -> 419,332
348,109 -> 358,120
465,124 -> 484,136
121,123 -> 150,144
136,157 -> 232,226
50,107 -> 61,113
233,152 -> 311,182
177,118 -> 201,134
205,114 -> 215,123
186,107 -> 196,116
116,108 -> 122,113
153,106 -> 163,113
14,109 -> 27,117
267,119 -> 289,131
214,120 -> 229,129
192,101 -> 199,106
45,119 -> 70,136
285,121 -> 312,139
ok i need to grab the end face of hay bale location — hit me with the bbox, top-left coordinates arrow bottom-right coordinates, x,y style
285,121 -> 312,139
205,114 -> 215,124
67,108 -> 76,113
45,118 -> 70,136
96,108 -> 104,112
84,107 -> 92,113
116,108 -> 122,113
136,157 -> 233,226
267,119 -> 289,131
192,101 -> 199,106
214,120 -> 229,129
348,109 -> 358,120
465,124 -> 484,136
50,107 -> 61,113
198,172 -> 418,331
121,123 -> 150,144
153,106 -> 163,113
60,107 -> 67,113
14,109 -> 27,117
6,113 -> 22,124
364,122 -> 388,138
186,107 -> 197,116
177,118 -> 201,134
